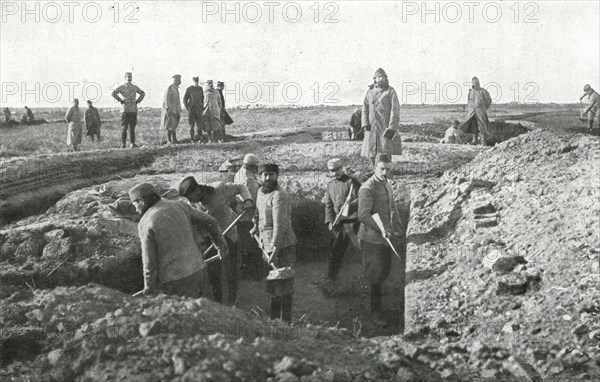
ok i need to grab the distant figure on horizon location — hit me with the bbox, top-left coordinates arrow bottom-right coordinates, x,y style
580,84 -> 599,129
361,68 -> 401,166
25,106 -> 34,123
85,100 -> 102,143
348,107 -> 364,140
3,107 -> 11,123
161,74 -> 182,144
112,72 -> 145,148
65,98 -> 83,151
459,76 -> 492,145
184,76 -> 205,142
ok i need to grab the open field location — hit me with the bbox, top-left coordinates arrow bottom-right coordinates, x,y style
0,103 -> 584,158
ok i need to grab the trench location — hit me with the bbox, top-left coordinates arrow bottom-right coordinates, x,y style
1,118 -> 534,344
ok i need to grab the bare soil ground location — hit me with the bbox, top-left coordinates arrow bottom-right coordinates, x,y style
1,104 -> 598,381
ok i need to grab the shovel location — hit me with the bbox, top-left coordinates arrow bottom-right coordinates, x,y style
204,210 -> 248,264
253,234 -> 277,270
254,234 -> 295,297
371,213 -> 402,261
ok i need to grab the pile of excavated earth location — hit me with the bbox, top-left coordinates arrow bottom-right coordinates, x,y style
1,116 -> 599,381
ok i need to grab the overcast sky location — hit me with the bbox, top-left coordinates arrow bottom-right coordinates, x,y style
1,0 -> 599,107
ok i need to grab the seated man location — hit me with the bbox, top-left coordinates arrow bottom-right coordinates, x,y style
348,107 -> 364,141
440,120 -> 464,144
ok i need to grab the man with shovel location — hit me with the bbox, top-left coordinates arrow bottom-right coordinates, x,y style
580,84 -> 599,129
358,153 -> 406,330
179,176 -> 253,306
251,163 -> 297,323
322,158 -> 362,291
130,183 -> 227,298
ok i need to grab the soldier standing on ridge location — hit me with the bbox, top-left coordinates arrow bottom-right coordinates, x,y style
112,72 -> 145,148
361,68 -> 401,166
184,76 -> 205,142
203,80 -> 223,143
217,81 -> 233,138
161,74 -> 182,144
65,98 -> 83,152
460,76 -> 492,145
85,100 -> 102,143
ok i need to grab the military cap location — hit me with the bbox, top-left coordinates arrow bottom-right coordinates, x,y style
373,68 -> 387,79
178,176 -> 198,197
327,158 -> 343,170
259,163 -> 279,174
243,153 -> 259,165
375,153 -> 391,164
129,183 -> 158,200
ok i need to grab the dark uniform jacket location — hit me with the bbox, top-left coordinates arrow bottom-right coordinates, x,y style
357,176 -> 402,245
183,85 -> 205,112
218,89 -> 234,125
324,174 -> 361,224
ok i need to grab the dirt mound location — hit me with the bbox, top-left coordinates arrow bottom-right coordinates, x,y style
405,129 -> 600,379
0,284 -> 442,381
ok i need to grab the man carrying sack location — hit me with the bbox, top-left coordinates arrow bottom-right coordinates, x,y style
251,163 -> 297,323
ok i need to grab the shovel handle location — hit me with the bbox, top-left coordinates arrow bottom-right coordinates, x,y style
253,234 -> 277,270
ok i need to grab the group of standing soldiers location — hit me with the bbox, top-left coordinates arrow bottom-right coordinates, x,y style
159,74 -> 233,145
62,71 -> 234,151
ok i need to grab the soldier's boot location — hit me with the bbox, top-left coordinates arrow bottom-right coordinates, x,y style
281,294 -> 293,324
173,131 -> 179,144
270,296 -> 282,321
190,127 -> 195,141
167,131 -> 172,143
121,130 -> 127,148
